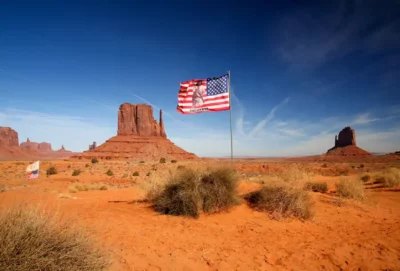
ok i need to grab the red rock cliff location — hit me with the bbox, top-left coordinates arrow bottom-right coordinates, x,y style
117,103 -> 167,138
0,127 -> 19,147
334,127 -> 356,147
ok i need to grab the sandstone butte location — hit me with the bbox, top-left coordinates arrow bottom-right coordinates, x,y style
74,103 -> 197,160
326,126 -> 371,157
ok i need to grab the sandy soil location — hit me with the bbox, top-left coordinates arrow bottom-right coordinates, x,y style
1,159 -> 400,271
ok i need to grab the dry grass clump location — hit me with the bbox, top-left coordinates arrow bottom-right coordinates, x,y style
72,169 -> 81,176
105,169 -> 113,176
360,174 -> 371,183
46,166 -> 57,176
0,205 -> 109,271
245,184 -> 314,220
336,179 -> 365,200
373,168 -> 400,187
304,182 -> 328,193
152,167 -> 239,218
69,184 -> 108,193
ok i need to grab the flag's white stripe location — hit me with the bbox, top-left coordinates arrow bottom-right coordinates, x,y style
178,98 -> 230,106
178,93 -> 228,99
179,104 -> 230,112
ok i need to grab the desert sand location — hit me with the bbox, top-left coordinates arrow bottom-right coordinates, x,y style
1,157 -> 400,271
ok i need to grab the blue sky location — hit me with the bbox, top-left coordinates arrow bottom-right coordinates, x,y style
0,0 -> 399,157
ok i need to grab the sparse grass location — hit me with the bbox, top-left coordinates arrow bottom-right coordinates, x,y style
105,169 -> 113,176
132,171 -> 139,176
159,158 -> 166,163
122,173 -> 128,178
72,169 -> 81,176
46,166 -> 57,176
58,193 -> 75,199
244,184 -> 314,220
70,184 -> 108,192
177,165 -> 186,170
152,167 -> 239,218
360,174 -> 371,183
373,168 -> 400,187
15,162 -> 25,165
0,205 -> 109,271
336,179 -> 365,200
171,160 -> 177,163
91,158 -> 99,164
304,182 -> 328,193
0,184 -> 8,193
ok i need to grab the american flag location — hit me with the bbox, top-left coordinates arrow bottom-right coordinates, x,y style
177,73 -> 230,114
27,169 -> 39,180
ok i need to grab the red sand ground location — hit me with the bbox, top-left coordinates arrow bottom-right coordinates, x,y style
1,158 -> 400,270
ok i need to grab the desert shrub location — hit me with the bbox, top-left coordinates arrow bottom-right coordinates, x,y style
159,158 -> 166,163
321,163 -> 328,168
46,166 -> 57,176
152,167 -> 239,218
68,164 -> 71,169
146,171 -> 151,177
72,169 -> 81,176
171,160 -> 177,163
85,163 -> 90,168
122,173 -> 128,178
244,184 -> 313,220
373,168 -> 400,187
140,161 -> 145,164
360,164 -> 364,168
75,185 -> 88,192
69,187 -> 78,193
105,169 -> 113,176
304,182 -> 328,193
360,174 -> 371,183
177,165 -> 186,170
132,171 -> 139,176
72,184 -> 108,192
336,179 -> 365,200
91,158 -> 99,164
0,205 -> 109,271
99,185 -> 108,191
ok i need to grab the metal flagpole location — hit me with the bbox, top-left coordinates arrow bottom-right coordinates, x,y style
228,71 -> 233,164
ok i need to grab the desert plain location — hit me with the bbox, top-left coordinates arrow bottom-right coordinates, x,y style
1,155 -> 400,271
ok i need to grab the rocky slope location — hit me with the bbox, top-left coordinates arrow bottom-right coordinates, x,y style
326,127 -> 371,157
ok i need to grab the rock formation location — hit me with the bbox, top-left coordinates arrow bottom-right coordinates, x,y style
89,141 -> 97,151
327,126 -> 371,157
0,127 -> 19,147
75,103 -> 196,160
334,127 -> 356,148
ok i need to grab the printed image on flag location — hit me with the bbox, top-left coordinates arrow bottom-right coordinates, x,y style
26,161 -> 40,172
177,73 -> 230,114
27,169 -> 39,180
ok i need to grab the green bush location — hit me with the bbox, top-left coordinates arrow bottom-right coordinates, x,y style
91,158 -> 99,164
72,169 -> 81,176
132,171 -> 139,177
304,182 -> 328,193
105,169 -> 113,176
153,167 -> 239,218
245,185 -> 313,220
159,158 -> 166,163
46,166 -> 57,176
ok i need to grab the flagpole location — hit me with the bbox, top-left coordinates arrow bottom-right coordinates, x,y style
228,71 -> 233,164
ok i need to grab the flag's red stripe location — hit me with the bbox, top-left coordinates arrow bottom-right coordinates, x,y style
176,106 -> 230,114
177,101 -> 229,109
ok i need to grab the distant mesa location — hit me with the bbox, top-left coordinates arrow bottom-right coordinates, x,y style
326,126 -> 371,157
0,127 -> 77,160
75,103 -> 196,160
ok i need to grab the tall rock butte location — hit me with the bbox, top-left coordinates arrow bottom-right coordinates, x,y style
75,103 -> 196,160
327,126 -> 371,157
0,127 -> 19,147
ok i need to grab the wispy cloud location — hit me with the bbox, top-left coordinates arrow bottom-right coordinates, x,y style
249,97 -> 290,137
352,113 -> 380,125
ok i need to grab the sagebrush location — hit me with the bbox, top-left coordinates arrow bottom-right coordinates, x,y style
0,205 -> 109,271
244,184 -> 314,220
304,182 -> 328,193
152,167 -> 239,218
